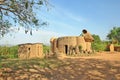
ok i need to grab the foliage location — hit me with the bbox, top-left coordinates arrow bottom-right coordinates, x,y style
0,0 -> 49,36
92,42 -> 107,52
92,34 -> 107,51
92,34 -> 101,43
78,45 -> 82,51
107,27 -> 120,44
43,45 -> 50,53
0,20 -> 12,37
0,45 -> 18,59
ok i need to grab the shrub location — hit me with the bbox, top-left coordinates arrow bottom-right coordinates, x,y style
0,46 -> 18,59
43,45 -> 50,53
92,42 -> 107,52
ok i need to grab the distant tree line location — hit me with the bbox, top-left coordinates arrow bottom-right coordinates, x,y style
92,26 -> 120,51
107,27 -> 120,45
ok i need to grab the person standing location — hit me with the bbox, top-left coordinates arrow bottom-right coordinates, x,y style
82,29 -> 94,53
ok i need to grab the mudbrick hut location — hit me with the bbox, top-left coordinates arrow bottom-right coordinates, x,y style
50,36 -> 92,55
18,43 -> 44,59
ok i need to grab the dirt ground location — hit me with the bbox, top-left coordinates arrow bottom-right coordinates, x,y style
68,51 -> 120,61
0,52 -> 120,80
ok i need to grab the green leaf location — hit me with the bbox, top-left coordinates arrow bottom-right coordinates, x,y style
32,18 -> 38,25
30,30 -> 32,35
38,1 -> 43,5
25,30 -> 28,34
0,16 -> 2,19
25,2 -> 28,9
4,11 -> 8,16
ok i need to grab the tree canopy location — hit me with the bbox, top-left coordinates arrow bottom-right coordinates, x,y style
92,34 -> 107,51
107,27 -> 120,44
0,0 -> 49,37
92,34 -> 101,43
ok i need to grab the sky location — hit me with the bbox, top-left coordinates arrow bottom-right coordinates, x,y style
0,0 -> 120,45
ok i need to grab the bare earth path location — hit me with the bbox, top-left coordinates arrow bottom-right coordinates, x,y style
0,52 -> 120,80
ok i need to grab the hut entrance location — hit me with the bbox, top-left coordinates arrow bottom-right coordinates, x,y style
65,45 -> 68,54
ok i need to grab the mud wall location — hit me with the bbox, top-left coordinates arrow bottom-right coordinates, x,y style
50,36 -> 93,54
77,36 -> 86,51
18,43 -> 43,59
50,38 -> 58,53
57,36 -> 77,54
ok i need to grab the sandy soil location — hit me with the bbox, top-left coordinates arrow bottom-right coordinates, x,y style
68,51 -> 120,61
0,52 -> 120,80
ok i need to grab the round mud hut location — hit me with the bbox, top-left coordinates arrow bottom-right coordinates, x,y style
50,36 -> 86,55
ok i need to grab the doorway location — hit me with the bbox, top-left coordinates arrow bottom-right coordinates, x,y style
65,45 -> 68,54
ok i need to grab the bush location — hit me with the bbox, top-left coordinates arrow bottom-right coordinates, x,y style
0,46 -> 18,59
92,42 -> 107,52
43,45 -> 50,53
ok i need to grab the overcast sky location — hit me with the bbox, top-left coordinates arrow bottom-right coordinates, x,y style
0,0 -> 120,45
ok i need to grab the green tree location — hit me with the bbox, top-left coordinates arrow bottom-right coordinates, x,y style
107,27 -> 120,44
92,34 -> 101,43
0,0 -> 49,37
92,34 -> 106,51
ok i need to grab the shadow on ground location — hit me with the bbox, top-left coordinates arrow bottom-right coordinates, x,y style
0,58 -> 120,80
